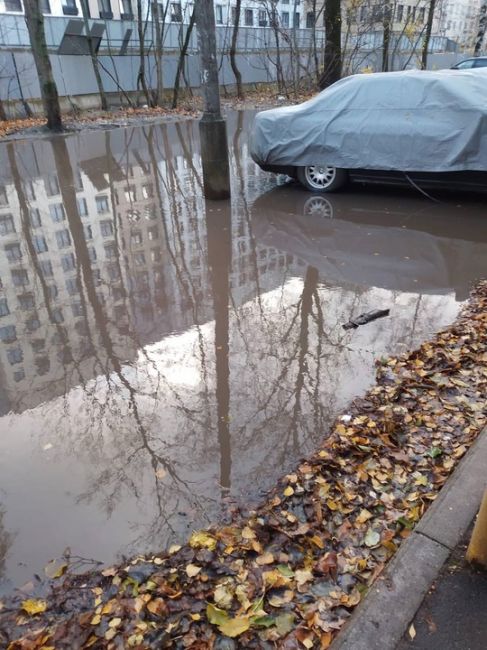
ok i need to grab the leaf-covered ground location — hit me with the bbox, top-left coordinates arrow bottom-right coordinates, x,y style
0,89 -> 312,141
1,282 -> 486,649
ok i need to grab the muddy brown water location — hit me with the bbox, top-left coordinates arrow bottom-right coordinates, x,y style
0,111 -> 486,595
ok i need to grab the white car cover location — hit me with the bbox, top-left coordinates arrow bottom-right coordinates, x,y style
249,69 -> 487,172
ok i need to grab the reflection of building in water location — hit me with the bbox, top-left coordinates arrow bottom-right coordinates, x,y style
0,123 -> 301,414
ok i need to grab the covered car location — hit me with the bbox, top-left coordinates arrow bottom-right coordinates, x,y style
249,69 -> 487,192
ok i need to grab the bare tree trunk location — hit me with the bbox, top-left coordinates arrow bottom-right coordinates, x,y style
151,0 -> 164,105
0,98 -> 7,121
421,0 -> 436,69
11,52 -> 33,117
382,2 -> 391,71
23,0 -> 62,131
172,8 -> 196,108
474,0 -> 487,56
319,0 -> 342,90
229,0 -> 243,99
136,0 -> 153,106
80,0 -> 108,111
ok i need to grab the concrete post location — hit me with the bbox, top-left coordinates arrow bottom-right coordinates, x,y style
195,0 -> 231,200
466,489 -> 487,567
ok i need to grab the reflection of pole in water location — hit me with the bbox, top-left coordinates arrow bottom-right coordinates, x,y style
206,202 -> 232,495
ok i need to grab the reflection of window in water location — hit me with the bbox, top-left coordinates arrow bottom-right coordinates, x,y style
71,303 -> 84,318
56,229 -> 71,249
88,247 -> 97,263
11,269 -> 29,287
26,316 -> 41,332
45,175 -> 60,197
104,244 -> 117,259
24,181 -> 36,201
84,225 -> 93,240
66,278 -> 80,296
0,185 -> 8,206
30,209 -> 42,228
13,369 -> 25,382
0,215 -> 15,235
18,293 -> 35,310
47,285 -> 57,300
35,357 -> 50,376
61,253 -> 76,272
52,309 -> 64,324
5,243 -> 22,262
31,339 -> 45,353
100,220 -> 114,237
32,235 -> 48,254
125,187 -> 136,203
96,196 -> 110,214
7,347 -> 23,365
134,252 -> 146,266
131,231 -> 143,245
144,207 -> 157,220
50,203 -> 66,223
0,325 -> 16,343
39,260 -> 53,277
151,248 -> 162,263
148,226 -> 158,241
107,265 -> 120,281
77,198 -> 88,217
142,184 -> 154,199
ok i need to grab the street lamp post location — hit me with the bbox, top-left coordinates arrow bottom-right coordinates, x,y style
195,0 -> 231,200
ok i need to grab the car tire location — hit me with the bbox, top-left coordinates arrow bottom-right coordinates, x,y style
296,165 -> 348,193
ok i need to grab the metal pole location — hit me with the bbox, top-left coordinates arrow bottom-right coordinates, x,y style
466,489 -> 487,567
195,0 -> 231,200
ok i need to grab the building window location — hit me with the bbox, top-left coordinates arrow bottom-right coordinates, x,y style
100,220 -> 114,237
32,235 -> 48,254
4,0 -> 22,11
0,215 -> 15,235
41,0 -> 51,13
419,7 -> 425,21
171,1 -> 182,21
98,0 -> 112,19
5,243 -> 22,262
61,252 -> 76,272
62,0 -> 79,15
30,209 -> 42,228
281,11 -> 289,27
258,9 -> 267,26
294,12 -> 300,27
215,4 -> 223,24
244,8 -> 253,26
56,229 -> 71,249
77,197 -> 88,216
96,195 -> 109,214
0,298 -> 9,317
396,4 -> 404,21
18,293 -> 35,310
50,203 -> 65,223
0,325 -> 16,343
120,0 -> 133,18
45,174 -> 60,197
0,185 -> 8,206
306,11 -> 315,27
7,347 -> 23,365
231,6 -> 237,23
39,260 -> 53,277
11,269 -> 29,287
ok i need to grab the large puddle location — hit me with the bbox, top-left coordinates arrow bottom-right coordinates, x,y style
0,111 -> 486,594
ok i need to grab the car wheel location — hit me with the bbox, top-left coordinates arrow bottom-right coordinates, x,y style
297,165 -> 348,193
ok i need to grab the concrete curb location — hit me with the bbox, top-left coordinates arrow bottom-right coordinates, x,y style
331,427 -> 487,650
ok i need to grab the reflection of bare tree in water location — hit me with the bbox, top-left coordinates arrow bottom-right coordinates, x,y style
0,505 -> 12,582
46,137 -> 212,545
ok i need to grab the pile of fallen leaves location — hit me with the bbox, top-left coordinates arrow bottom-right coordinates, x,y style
1,282 -> 486,649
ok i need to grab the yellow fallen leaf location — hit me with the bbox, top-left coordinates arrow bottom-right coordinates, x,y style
189,530 -> 217,551
409,623 -> 416,639
91,614 -> 101,625
21,599 -> 47,615
108,617 -> 122,628
44,560 -> 68,579
283,486 -> 294,497
356,508 -> 373,524
168,544 -> 182,555
105,628 -> 117,641
242,526 -> 256,540
256,552 -> 274,565
186,563 -> 202,577
219,615 -> 251,638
